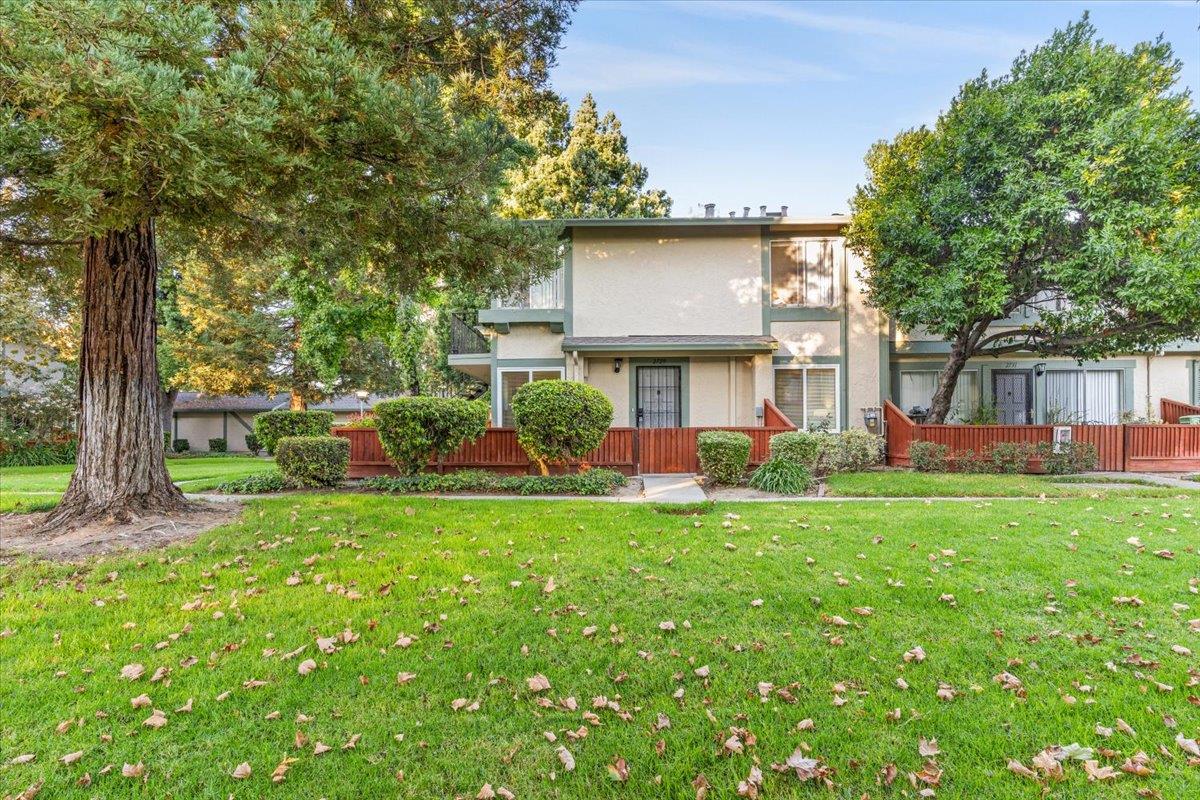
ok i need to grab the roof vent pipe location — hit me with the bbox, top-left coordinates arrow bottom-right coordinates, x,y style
781,205 -> 788,217
704,203 -> 715,218
728,211 -> 736,217
759,205 -> 767,216
743,206 -> 750,217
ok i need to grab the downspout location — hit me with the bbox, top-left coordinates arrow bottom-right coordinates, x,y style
1145,354 -> 1153,421
728,359 -> 736,425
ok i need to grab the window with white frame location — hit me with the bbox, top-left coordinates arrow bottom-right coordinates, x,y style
898,369 -> 980,421
497,254 -> 565,309
770,238 -> 836,307
1045,369 -> 1122,424
774,366 -> 839,431
497,368 -> 564,426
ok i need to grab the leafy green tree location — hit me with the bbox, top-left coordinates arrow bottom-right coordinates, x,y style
503,93 -> 671,218
848,17 -> 1200,423
0,1 -> 558,526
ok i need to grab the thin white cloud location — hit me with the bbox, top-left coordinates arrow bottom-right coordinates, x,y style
553,39 -> 846,93
668,0 -> 1035,58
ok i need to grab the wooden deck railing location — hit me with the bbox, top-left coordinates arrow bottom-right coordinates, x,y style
1161,398 -> 1200,424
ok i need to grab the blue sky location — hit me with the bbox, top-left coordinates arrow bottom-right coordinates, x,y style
549,1 -> 1199,217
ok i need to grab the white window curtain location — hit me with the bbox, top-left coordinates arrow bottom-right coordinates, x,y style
774,367 -> 839,430
898,370 -> 978,421
1046,369 -> 1121,424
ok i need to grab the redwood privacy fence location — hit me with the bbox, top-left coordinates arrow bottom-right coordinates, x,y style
334,400 -> 799,477
883,399 -> 1200,473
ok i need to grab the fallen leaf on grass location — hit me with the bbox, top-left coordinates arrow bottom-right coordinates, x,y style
556,746 -> 575,772
297,659 -> 317,676
231,762 -> 251,779
120,663 -> 145,681
606,755 -> 629,782
121,762 -> 145,778
526,674 -> 551,693
60,751 -> 83,765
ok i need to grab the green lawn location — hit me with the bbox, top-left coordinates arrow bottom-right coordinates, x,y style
2,496 -> 1197,798
0,457 -> 275,513
823,470 -> 1194,498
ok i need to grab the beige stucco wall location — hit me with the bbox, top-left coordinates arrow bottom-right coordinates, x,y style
572,229 -> 762,337
1135,354 -> 1194,420
582,357 -> 629,427
771,321 -> 841,358
494,325 -> 564,360
845,248 -> 884,429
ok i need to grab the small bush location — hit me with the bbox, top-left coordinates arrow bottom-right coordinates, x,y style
697,430 -> 752,485
909,441 -> 949,472
375,397 -> 488,475
208,437 -> 227,453
0,437 -> 77,467
828,428 -> 884,472
748,457 -> 813,494
1038,441 -> 1099,475
344,415 -> 378,428
216,470 -> 287,494
511,381 -> 613,474
253,410 -> 335,455
362,468 -> 626,496
768,431 -> 823,470
989,441 -> 1036,473
172,438 -> 190,453
274,435 -> 349,487
244,433 -> 262,456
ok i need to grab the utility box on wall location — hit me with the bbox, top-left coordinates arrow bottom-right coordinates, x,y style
863,406 -> 884,435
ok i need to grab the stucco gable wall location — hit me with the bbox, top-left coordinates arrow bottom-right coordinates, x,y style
571,229 -> 762,337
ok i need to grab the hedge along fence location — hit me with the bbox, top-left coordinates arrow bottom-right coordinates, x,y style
883,400 -> 1200,473
253,410 -> 335,455
275,435 -> 350,487
374,397 -> 488,475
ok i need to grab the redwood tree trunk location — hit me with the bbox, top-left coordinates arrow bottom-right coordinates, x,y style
43,220 -> 186,528
289,388 -> 306,411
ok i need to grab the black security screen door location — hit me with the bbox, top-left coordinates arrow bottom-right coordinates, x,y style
993,370 -> 1032,424
636,366 -> 682,428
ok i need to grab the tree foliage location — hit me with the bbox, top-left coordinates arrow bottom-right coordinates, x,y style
848,17 -> 1200,422
503,93 -> 671,218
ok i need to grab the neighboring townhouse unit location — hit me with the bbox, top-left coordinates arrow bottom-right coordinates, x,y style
448,212 -> 1200,429
171,392 -> 389,451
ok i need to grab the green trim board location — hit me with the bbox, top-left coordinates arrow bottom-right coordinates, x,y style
1191,359 -> 1199,405
839,243 -> 849,430
773,355 -> 842,365
477,308 -> 564,333
562,340 -> 776,353
769,308 -> 842,322
760,227 -> 771,335
626,358 -> 690,428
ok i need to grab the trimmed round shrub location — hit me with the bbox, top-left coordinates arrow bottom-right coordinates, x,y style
375,397 -> 488,475
908,441 -> 949,472
828,429 -> 884,472
749,457 -> 813,494
172,438 -> 190,453
208,437 -> 227,453
244,433 -> 263,456
696,430 -> 752,485
253,410 -> 335,455
510,380 -> 614,475
769,431 -> 824,469
274,435 -> 350,488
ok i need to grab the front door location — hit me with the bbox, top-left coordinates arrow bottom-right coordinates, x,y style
993,370 -> 1032,424
636,366 -> 682,428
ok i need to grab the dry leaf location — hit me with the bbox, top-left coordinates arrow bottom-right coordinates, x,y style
231,762 -> 252,780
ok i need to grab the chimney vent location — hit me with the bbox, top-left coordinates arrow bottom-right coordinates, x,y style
743,206 -> 750,217
704,203 -> 715,218
759,205 -> 767,216
728,211 -> 736,217
780,205 -> 788,217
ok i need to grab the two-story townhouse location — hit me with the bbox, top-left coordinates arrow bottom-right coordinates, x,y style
449,211 -> 1200,429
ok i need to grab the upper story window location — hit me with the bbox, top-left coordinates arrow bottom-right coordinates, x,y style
770,238 -> 836,308
496,260 -> 565,310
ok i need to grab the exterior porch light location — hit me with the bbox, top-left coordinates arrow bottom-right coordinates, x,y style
1033,362 -> 1047,377
613,358 -> 622,374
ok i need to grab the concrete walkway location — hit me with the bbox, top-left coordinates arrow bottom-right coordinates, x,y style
640,473 -> 707,503
1083,472 -> 1198,489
